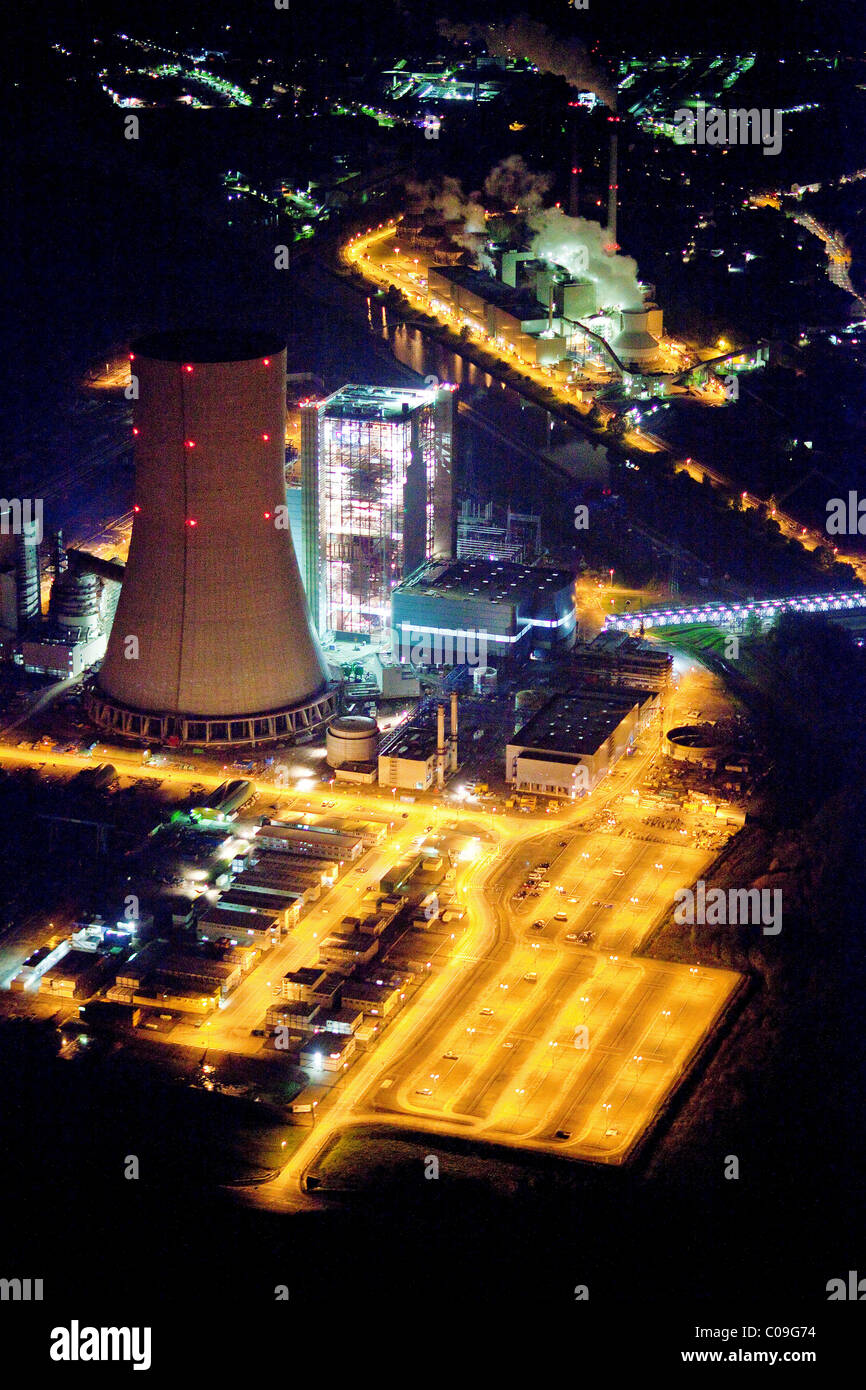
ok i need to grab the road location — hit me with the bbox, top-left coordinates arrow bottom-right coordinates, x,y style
247,693 -> 741,1207
0,660 -> 742,1197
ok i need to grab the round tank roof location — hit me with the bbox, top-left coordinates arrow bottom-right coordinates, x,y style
328,716 -> 379,735
131,330 -> 286,364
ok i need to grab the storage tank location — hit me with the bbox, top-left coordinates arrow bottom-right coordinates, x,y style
326,715 -> 379,768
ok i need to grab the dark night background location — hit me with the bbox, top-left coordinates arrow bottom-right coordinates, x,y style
2,0 -> 866,1369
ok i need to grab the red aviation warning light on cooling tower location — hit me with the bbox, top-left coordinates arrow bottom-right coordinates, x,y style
88,330 -> 336,748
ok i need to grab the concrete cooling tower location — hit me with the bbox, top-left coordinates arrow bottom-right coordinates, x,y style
88,330 -> 336,747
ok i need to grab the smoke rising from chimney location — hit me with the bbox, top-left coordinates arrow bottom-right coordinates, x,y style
527,208 -> 643,311
483,155 -> 553,211
438,14 -> 617,111
405,173 -> 492,269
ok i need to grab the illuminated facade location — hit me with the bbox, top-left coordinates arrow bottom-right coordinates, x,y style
300,384 -> 454,638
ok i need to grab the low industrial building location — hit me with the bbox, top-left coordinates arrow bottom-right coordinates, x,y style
280,968 -> 344,1009
341,977 -> 404,1019
372,656 -> 421,698
320,1005 -> 364,1036
318,931 -> 380,970
573,632 -> 673,692
300,1033 -> 357,1074
252,822 -> 363,863
114,940 -> 242,1000
377,724 -> 439,791
197,904 -> 281,949
233,850 -> 337,900
39,949 -> 111,1000
266,1000 -> 322,1034
392,557 -> 576,665
506,687 -> 660,798
215,887 -> 302,932
281,967 -> 330,1003
316,817 -> 388,848
427,264 -> 570,366
379,853 -> 425,894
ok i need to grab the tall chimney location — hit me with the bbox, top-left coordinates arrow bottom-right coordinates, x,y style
437,703 -> 447,789
450,690 -> 458,771
569,120 -> 581,218
606,115 -> 619,251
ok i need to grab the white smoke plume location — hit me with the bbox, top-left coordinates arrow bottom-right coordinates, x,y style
404,174 -> 492,268
438,14 -> 617,111
483,155 -> 553,211
528,207 -> 643,311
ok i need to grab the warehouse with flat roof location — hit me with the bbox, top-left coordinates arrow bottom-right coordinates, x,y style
506,686 -> 660,798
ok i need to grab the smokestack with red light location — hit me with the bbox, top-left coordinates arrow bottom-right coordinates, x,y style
606,113 -> 620,252
569,117 -> 581,218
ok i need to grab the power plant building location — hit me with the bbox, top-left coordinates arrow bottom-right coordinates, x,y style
300,383 -> 455,640
392,558 -> 577,664
88,331 -> 336,747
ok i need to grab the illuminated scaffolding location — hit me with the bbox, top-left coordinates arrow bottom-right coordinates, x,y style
300,384 -> 454,638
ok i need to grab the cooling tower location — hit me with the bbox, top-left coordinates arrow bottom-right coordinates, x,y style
88,330 -> 336,747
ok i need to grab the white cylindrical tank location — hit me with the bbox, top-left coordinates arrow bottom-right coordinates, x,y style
326,715 -> 379,767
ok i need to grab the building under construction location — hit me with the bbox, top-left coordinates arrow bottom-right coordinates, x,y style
300,384 -> 455,640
